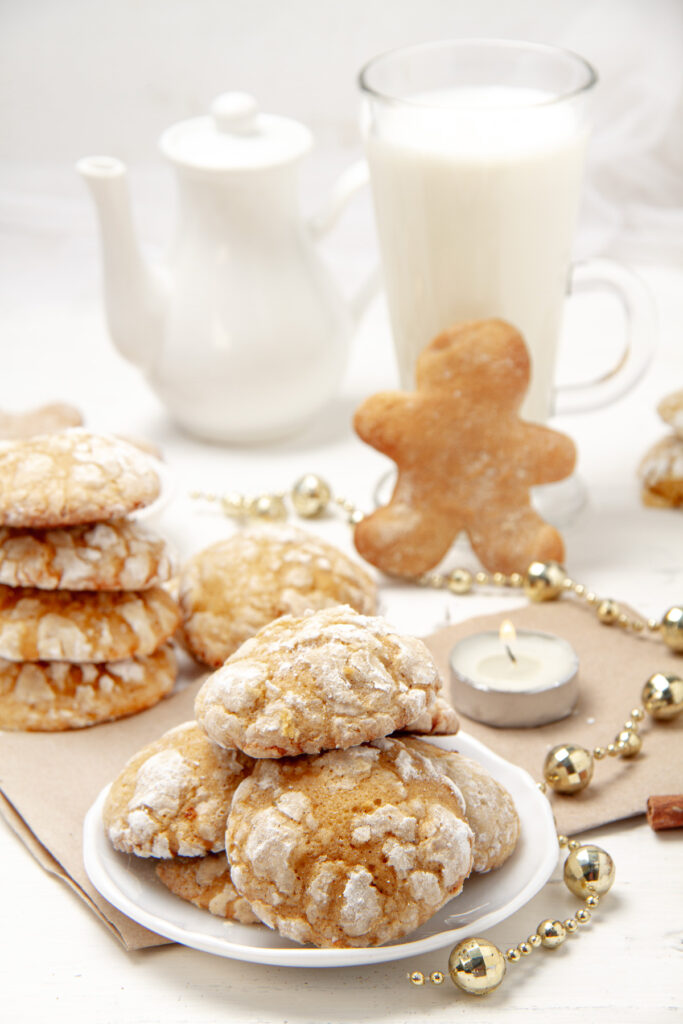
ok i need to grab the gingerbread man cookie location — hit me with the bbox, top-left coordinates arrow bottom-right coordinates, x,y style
353,320 -> 576,576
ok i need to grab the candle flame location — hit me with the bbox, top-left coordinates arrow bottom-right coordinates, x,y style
500,619 -> 517,663
500,620 -> 517,645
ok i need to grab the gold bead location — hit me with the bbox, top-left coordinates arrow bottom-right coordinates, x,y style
291,474 -> 332,517
660,606 -> 683,651
631,707 -> 645,722
537,919 -> 567,948
576,909 -> 591,924
642,673 -> 683,720
429,971 -> 445,985
475,571 -> 489,585
573,583 -> 587,597
593,746 -> 606,760
615,729 -> 642,757
564,918 -> 578,933
557,834 -> 569,847
631,619 -> 645,632
567,839 -> 581,850
523,561 -> 567,602
537,781 -> 547,794
250,494 -> 287,520
509,572 -> 524,588
447,568 -> 473,595
648,618 -> 661,633
617,613 -> 630,628
506,948 -> 521,963
493,572 -> 506,586
597,599 -> 620,624
563,844 -> 615,898
529,934 -> 542,948
543,744 -> 594,794
448,939 -> 506,995
606,743 -> 618,757
517,942 -> 532,956
409,971 -> 425,986
585,895 -> 600,908
623,719 -> 637,732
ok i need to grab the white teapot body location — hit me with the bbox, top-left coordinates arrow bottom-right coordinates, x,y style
78,94 -> 370,443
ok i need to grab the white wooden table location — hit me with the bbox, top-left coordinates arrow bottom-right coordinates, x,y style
0,194 -> 681,1022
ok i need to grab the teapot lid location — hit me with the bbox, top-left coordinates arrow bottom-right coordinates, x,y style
159,92 -> 313,172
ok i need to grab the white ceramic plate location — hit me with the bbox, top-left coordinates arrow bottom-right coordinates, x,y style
83,732 -> 557,968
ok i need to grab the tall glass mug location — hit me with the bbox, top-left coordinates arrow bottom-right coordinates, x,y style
359,40 -> 653,424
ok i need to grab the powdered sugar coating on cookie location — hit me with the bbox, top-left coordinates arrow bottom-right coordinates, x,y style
0,644 -> 176,731
401,693 -> 459,735
226,737 -> 473,947
0,428 -> 161,528
0,520 -> 174,590
402,738 -> 520,873
103,721 -> 255,858
155,853 -> 259,923
195,605 -> 442,758
0,584 -> 181,662
180,525 -> 377,667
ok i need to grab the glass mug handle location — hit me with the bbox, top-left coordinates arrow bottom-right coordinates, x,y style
553,258 -> 656,415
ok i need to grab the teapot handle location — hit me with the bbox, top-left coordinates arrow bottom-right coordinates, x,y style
308,160 -> 380,325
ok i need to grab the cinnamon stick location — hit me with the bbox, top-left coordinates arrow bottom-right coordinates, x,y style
646,794 -> 683,831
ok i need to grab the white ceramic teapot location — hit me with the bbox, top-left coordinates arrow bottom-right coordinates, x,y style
78,93 -> 373,443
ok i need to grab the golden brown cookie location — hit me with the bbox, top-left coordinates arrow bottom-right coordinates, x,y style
657,389 -> 683,439
103,721 -> 255,858
0,428 -> 161,528
353,319 -> 576,576
401,739 -> 520,873
639,435 -> 683,508
0,520 -> 174,591
0,645 -> 176,731
0,402 -> 83,439
0,585 -> 181,662
401,694 -> 459,735
155,853 -> 259,923
195,605 -> 441,758
226,737 -> 473,947
180,525 -> 377,668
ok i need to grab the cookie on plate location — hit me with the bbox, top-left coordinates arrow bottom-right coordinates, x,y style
0,584 -> 181,662
0,520 -> 174,591
103,721 -> 254,858
402,738 -> 520,873
180,526 -> 377,667
0,645 -> 176,731
226,737 -> 474,948
195,605 -> 442,758
0,428 -> 161,528
401,694 -> 459,735
155,853 -> 259,923
639,435 -> 683,508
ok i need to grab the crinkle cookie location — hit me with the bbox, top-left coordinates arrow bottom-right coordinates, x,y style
0,645 -> 176,731
103,721 -> 254,859
180,526 -> 377,668
402,739 -> 520,873
0,520 -> 174,591
0,428 -> 161,528
401,694 -> 459,735
226,737 -> 474,948
195,605 -> 442,758
639,435 -> 683,508
0,584 -> 181,662
155,853 -> 259,924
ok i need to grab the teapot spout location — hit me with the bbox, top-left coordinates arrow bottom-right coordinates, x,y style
77,156 -> 166,373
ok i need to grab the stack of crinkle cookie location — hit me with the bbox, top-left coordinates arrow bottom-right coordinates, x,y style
0,429 -> 181,730
103,603 -> 520,948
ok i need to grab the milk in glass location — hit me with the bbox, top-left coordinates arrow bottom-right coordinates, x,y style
365,86 -> 588,420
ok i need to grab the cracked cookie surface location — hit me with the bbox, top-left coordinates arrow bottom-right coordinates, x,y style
180,526 -> 377,667
155,853 -> 259,923
0,428 -> 160,528
402,738 -> 520,873
104,721 -> 255,858
226,737 -> 473,947
0,584 -> 181,662
0,520 -> 174,590
0,644 -> 176,730
195,605 -> 442,758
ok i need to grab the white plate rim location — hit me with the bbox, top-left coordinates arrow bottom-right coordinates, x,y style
83,731 -> 557,968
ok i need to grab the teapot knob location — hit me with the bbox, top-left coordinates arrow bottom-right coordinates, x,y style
211,92 -> 259,135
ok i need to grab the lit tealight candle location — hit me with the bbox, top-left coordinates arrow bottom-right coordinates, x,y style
449,621 -> 579,727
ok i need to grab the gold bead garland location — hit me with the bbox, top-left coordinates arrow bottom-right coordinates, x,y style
190,473 -> 682,997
